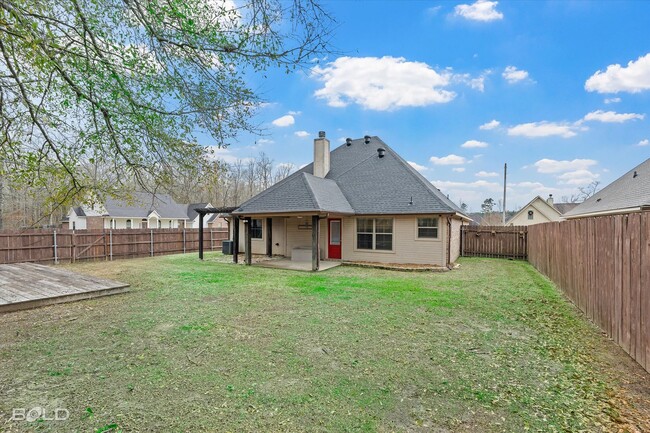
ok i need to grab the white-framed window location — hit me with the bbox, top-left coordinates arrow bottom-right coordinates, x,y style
528,210 -> 534,220
126,219 -> 132,229
158,220 -> 162,229
169,220 -> 173,228
110,219 -> 116,229
72,221 -> 76,230
250,219 -> 263,239
417,217 -> 439,239
356,218 -> 393,251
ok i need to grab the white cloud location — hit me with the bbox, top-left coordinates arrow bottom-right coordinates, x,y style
582,110 -> 645,123
637,139 -> 649,147
287,110 -> 302,116
430,154 -> 467,165
585,53 -> 650,94
533,158 -> 598,174
272,115 -> 295,127
479,119 -> 500,130
433,179 -> 501,190
311,56 -> 456,110
475,170 -> 499,177
426,5 -> 442,15
507,121 -> 579,138
209,147 -> 251,164
454,0 -> 503,22
294,130 -> 310,138
452,167 -> 466,172
502,66 -> 529,83
256,138 -> 274,145
408,161 -> 429,172
557,170 -> 600,186
461,139 -> 489,148
454,72 -> 488,92
604,97 -> 621,104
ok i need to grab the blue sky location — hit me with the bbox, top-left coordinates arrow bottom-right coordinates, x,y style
210,0 -> 650,212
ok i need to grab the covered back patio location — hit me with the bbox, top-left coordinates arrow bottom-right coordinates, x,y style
231,213 -> 339,272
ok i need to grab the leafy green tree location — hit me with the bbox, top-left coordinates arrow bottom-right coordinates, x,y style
481,198 -> 495,213
0,0 -> 333,210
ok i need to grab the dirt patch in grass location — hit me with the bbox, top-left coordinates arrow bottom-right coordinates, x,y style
0,254 -> 649,432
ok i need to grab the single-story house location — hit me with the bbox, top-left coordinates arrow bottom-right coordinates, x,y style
186,203 -> 228,229
68,192 -> 189,229
230,132 -> 470,270
506,194 -> 578,226
564,157 -> 650,219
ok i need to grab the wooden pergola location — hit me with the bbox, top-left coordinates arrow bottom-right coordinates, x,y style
194,206 -> 237,261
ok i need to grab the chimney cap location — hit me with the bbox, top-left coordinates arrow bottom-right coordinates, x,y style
318,131 -> 326,138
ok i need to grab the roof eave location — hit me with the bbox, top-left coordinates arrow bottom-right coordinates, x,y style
564,206 -> 644,219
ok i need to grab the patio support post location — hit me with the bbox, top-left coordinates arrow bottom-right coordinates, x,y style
245,217 -> 252,265
232,216 -> 239,263
266,217 -> 272,257
198,210 -> 204,260
312,215 -> 320,271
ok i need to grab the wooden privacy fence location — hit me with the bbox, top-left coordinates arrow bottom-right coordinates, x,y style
0,228 -> 229,265
461,225 -> 528,259
528,212 -> 650,372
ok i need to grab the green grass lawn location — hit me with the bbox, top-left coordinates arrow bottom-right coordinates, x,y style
0,254 -> 647,432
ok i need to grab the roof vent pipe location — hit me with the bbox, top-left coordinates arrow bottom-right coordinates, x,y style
346,138 -> 352,146
633,170 -> 638,178
377,148 -> 386,158
364,135 -> 371,144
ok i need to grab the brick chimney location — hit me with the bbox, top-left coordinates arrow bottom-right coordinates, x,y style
313,131 -> 330,178
547,194 -> 554,205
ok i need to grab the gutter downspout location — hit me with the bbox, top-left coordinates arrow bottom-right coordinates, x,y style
446,216 -> 452,270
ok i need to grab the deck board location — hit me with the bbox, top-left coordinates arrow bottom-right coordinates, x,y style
0,263 -> 129,313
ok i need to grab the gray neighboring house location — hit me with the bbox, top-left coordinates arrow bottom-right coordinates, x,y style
68,192 -> 189,230
230,132 -> 470,269
564,157 -> 650,219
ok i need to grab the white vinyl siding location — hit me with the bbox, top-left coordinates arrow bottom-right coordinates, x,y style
342,215 -> 447,265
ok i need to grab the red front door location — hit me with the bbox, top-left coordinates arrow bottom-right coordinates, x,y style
328,219 -> 342,259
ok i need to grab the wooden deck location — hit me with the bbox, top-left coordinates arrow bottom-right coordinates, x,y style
0,263 -> 129,313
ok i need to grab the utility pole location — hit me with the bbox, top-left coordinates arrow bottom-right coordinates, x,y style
502,163 -> 507,225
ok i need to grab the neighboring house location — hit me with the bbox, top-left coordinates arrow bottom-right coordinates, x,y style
230,132 -> 470,268
564,158 -> 650,219
68,192 -> 189,230
186,203 -> 229,230
506,195 -> 578,226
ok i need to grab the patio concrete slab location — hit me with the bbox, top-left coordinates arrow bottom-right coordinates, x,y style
253,259 -> 341,272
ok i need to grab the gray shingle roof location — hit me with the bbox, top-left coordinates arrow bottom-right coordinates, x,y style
187,203 -> 209,220
234,136 -> 467,216
104,192 -> 188,219
553,202 -> 579,215
564,158 -> 650,217
236,172 -> 354,214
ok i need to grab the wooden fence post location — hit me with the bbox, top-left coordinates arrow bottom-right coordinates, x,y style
150,229 -> 154,257
103,230 -> 108,261
53,230 -> 58,264
183,228 -> 186,254
71,230 -> 76,263
109,229 -> 113,261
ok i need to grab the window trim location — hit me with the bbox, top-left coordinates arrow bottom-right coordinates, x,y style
527,210 -> 534,220
126,219 -> 132,229
416,216 -> 440,240
354,217 -> 394,253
